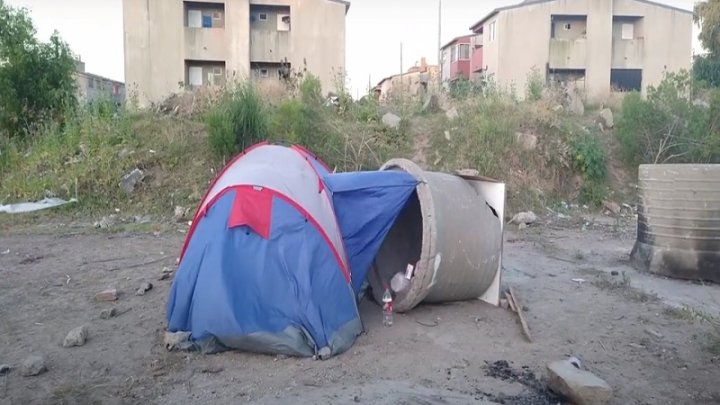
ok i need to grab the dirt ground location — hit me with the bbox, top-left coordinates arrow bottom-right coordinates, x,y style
1,213 -> 719,405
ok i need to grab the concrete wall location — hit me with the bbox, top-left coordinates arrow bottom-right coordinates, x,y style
475,0 -> 692,102
123,0 -> 346,107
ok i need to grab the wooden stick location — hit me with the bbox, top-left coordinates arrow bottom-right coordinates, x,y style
509,286 -> 533,343
504,291 -> 517,312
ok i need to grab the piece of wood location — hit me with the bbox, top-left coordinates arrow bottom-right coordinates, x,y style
509,286 -> 533,343
504,291 -> 517,312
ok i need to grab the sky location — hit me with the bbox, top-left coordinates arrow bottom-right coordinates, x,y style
5,0 -> 700,97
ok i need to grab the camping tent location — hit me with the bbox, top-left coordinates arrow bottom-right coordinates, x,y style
166,143 -> 417,357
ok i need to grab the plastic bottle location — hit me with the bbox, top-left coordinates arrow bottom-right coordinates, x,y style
382,288 -> 393,327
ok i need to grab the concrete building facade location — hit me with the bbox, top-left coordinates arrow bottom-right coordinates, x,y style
440,35 -> 472,83
75,60 -> 125,105
123,0 -> 349,107
373,58 -> 439,103
468,0 -> 693,102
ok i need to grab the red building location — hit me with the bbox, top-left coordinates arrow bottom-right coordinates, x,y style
440,35 -> 472,82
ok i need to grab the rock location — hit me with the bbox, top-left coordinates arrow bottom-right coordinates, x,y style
318,346 -> 332,360
188,191 -> 202,201
99,308 -> 117,319
174,206 -> 186,222
164,331 -> 191,351
158,273 -> 171,281
0,364 -> 10,375
510,211 -> 538,225
610,271 -> 619,276
63,325 -> 89,347
117,148 -> 134,159
381,113 -> 401,130
95,288 -> 118,302
499,299 -> 509,310
518,223 -> 528,230
422,94 -> 440,114
94,214 -> 117,229
516,132 -> 538,151
120,168 -> 144,194
547,360 -> 612,405
603,201 -> 621,215
133,215 -> 152,224
20,355 -> 47,377
135,282 -> 153,296
568,92 -> 585,115
645,328 -> 663,339
598,108 -> 614,129
444,130 -> 451,141
445,107 -> 459,120
454,169 -> 480,177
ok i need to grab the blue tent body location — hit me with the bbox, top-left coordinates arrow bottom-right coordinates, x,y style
166,144 -> 417,357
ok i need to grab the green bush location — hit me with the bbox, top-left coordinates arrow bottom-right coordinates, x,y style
206,81 -> 268,158
526,68 -> 545,101
570,132 -> 607,206
616,71 -> 720,165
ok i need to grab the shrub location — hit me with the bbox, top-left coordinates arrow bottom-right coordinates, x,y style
526,68 -> 545,101
570,132 -> 607,206
616,71 -> 720,165
206,81 -> 268,158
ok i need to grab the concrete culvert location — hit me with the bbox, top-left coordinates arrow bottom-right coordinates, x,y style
368,159 -> 503,312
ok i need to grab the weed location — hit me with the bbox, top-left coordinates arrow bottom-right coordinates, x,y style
570,131 -> 607,207
206,81 -> 268,159
591,272 -> 659,303
526,68 -> 545,102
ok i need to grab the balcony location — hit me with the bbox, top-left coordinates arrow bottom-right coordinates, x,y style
549,39 -> 587,69
612,39 -> 644,69
250,29 -> 290,63
184,28 -> 226,61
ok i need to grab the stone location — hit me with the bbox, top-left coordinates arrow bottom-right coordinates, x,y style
445,107 -> 459,120
516,132 -> 538,151
95,288 -> 118,302
381,113 -> 402,130
174,206 -> 186,222
422,94 -> 440,113
117,148 -> 134,159
568,91 -> 585,115
99,308 -> 117,319
63,325 -> 89,347
510,211 -> 538,225
94,214 -> 117,229
610,271 -> 619,276
547,360 -> 612,405
20,355 -> 47,377
120,168 -> 144,194
0,364 -> 10,375
164,331 -> 191,351
158,273 -> 171,281
133,215 -> 152,224
598,108 -> 614,129
603,201 -> 621,215
135,282 -> 153,296
318,346 -> 332,360
645,328 -> 663,339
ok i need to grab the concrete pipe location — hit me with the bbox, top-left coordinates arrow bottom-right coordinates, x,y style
368,159 -> 503,312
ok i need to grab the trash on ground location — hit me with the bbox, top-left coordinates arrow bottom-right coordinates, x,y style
0,197 -> 77,214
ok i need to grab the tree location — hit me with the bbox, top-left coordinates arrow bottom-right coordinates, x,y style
696,0 -> 720,58
0,0 -> 77,138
